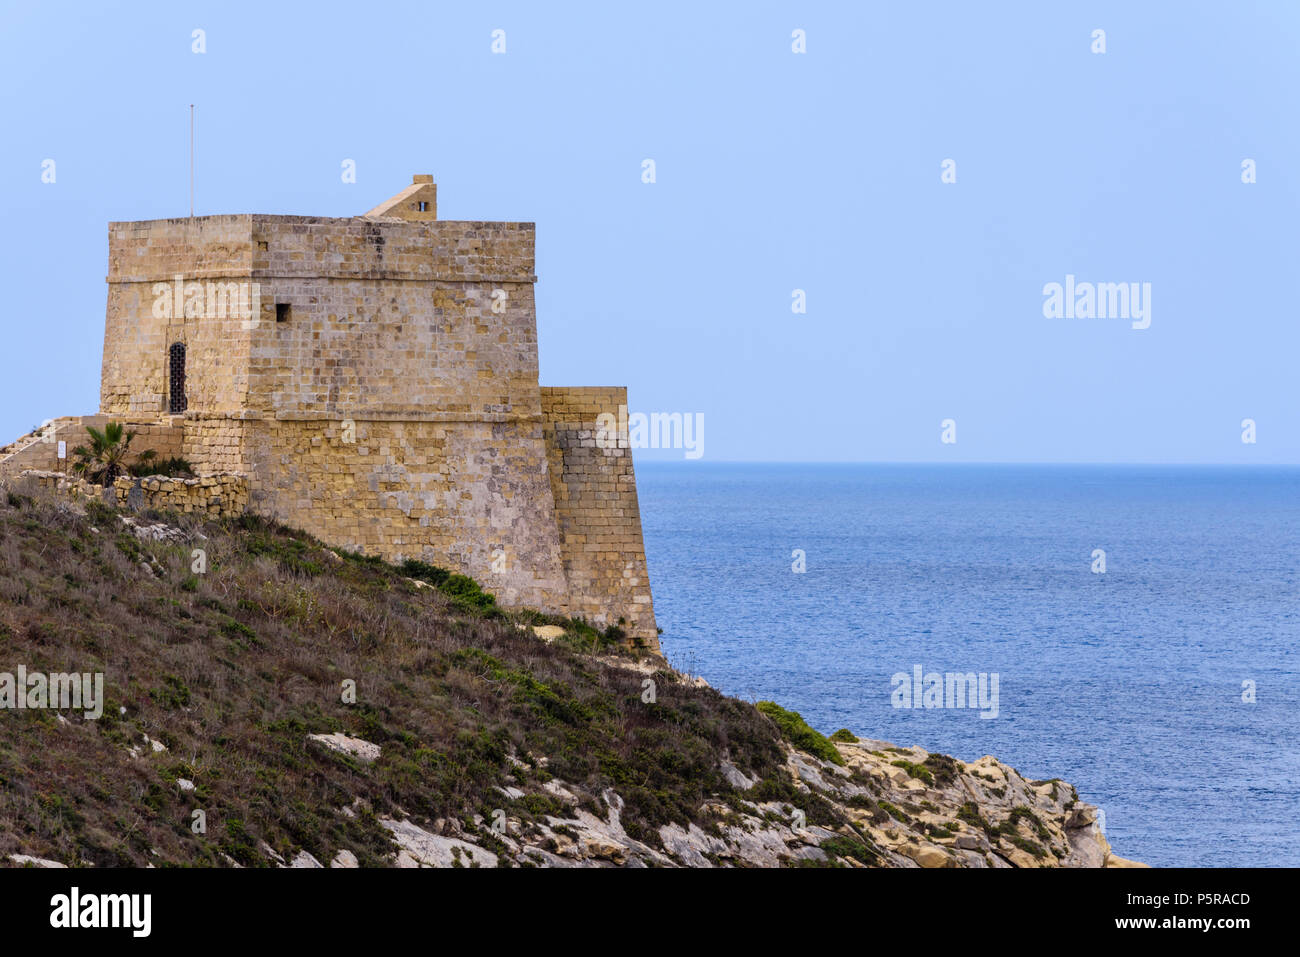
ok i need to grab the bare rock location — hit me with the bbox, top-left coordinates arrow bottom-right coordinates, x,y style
382,818 -> 498,868
720,760 -> 757,790
1105,852 -> 1150,868
898,842 -> 954,868
659,821 -> 729,867
308,732 -> 381,764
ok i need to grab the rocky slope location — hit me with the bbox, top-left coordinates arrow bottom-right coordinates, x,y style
367,725 -> 1141,868
0,477 -> 1141,868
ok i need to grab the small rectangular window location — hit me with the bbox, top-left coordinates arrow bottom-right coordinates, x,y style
276,303 -> 290,322
417,201 -> 429,212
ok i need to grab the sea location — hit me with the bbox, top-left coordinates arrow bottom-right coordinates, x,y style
636,463 -> 1300,867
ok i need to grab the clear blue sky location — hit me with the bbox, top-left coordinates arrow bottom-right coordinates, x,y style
2,0 -> 1297,463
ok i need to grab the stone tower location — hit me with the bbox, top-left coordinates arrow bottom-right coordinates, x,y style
9,176 -> 658,647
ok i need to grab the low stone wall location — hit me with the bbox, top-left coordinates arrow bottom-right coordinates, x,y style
10,470 -> 112,503
114,474 -> 249,518
14,470 -> 248,519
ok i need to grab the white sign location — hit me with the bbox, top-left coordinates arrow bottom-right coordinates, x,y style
57,440 -> 66,459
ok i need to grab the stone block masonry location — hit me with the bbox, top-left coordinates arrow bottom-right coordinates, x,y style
12,471 -> 248,520
5,176 -> 658,648
541,387 -> 657,641
239,416 -> 572,615
114,474 -> 249,517
0,416 -> 184,476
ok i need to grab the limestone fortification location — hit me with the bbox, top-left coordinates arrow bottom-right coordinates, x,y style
0,176 -> 658,648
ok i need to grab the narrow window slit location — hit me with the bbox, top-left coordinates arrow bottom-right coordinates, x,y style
168,342 -> 187,414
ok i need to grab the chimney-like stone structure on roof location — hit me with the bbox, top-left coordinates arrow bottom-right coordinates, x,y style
364,174 -> 438,222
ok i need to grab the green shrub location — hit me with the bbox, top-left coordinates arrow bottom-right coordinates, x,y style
399,558 -> 450,587
129,454 -> 195,478
922,752 -> 960,785
149,674 -> 192,710
890,759 -> 934,785
819,835 -> 877,864
69,422 -> 138,485
554,616 -> 628,651
401,559 -> 498,614
877,801 -> 910,824
755,701 -> 843,766
829,728 -> 858,743
1005,805 -> 1052,841
84,501 -> 117,526
442,573 -> 497,613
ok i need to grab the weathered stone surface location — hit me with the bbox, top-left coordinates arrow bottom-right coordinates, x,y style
14,469 -> 247,520
898,842 -> 953,868
307,733 -> 381,764
658,822 -> 729,867
720,760 -> 757,790
323,727 -> 1139,869
541,388 -> 657,641
381,818 -> 498,868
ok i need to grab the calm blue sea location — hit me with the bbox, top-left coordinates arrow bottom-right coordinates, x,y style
636,463 -> 1300,868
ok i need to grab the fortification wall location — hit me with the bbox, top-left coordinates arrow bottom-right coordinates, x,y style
541,387 -> 657,644
102,216 -> 259,416
243,218 -> 540,419
102,215 -> 545,445
181,416 -> 254,474
85,201 -> 659,648
238,416 -> 571,614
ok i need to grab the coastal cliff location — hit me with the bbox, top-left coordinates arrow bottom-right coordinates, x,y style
0,477 -> 1141,868
375,730 -> 1142,869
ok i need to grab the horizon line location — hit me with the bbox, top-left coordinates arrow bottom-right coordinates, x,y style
632,459 -> 1300,467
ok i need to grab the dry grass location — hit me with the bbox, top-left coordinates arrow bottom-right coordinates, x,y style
0,480 -> 819,867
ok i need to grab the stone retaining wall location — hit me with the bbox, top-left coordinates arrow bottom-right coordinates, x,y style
14,470 -> 248,519
114,474 -> 249,518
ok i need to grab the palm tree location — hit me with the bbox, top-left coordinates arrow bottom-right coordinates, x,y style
70,422 -> 138,485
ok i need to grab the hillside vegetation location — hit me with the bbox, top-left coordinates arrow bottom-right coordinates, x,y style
0,478 -> 1136,868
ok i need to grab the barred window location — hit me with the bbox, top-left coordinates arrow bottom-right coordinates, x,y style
168,342 -> 187,414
